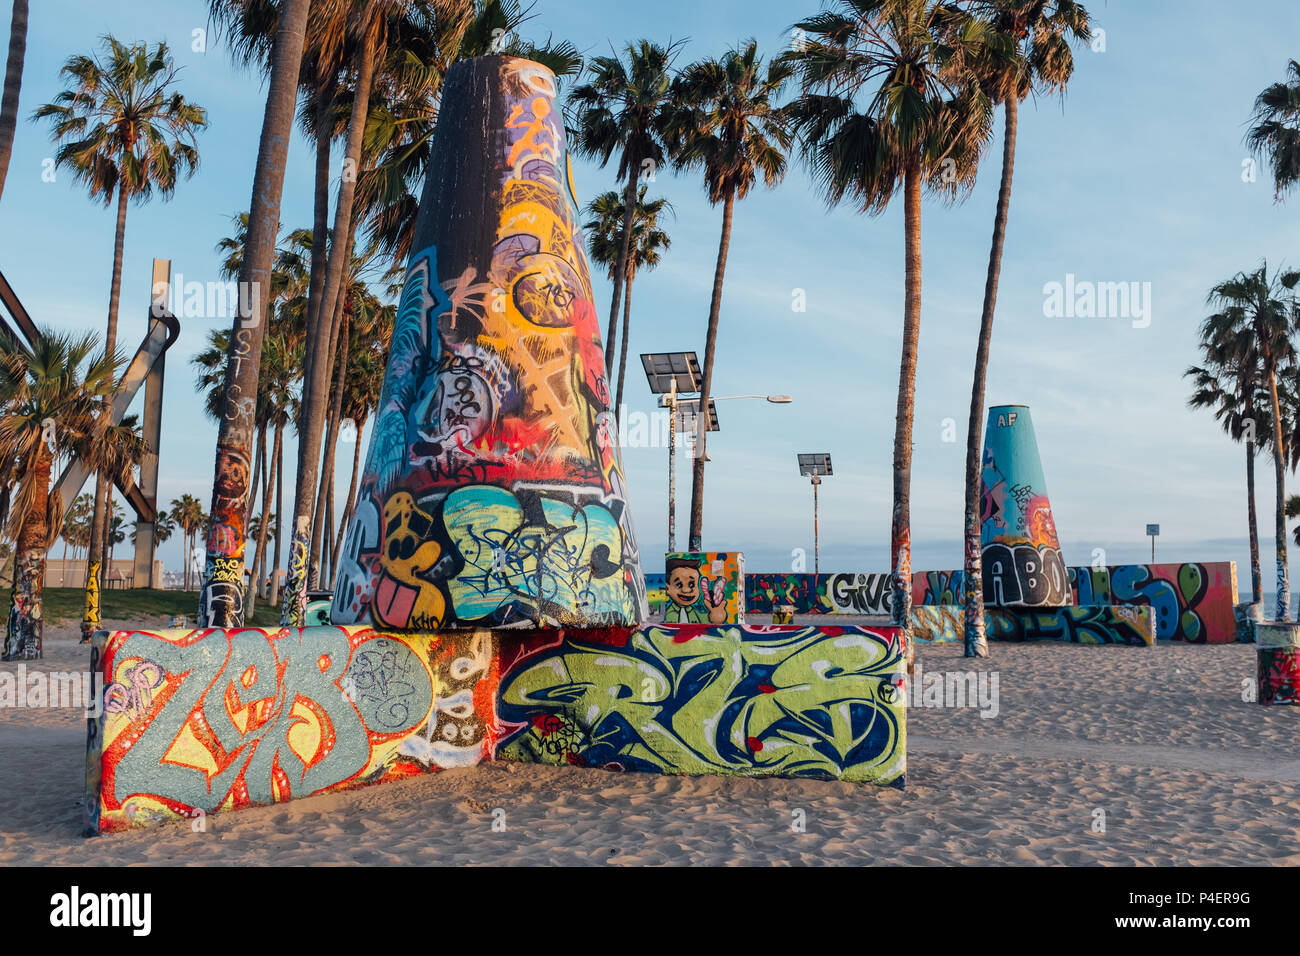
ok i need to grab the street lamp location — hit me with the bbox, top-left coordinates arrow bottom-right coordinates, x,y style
642,352 -> 703,552
797,453 -> 833,575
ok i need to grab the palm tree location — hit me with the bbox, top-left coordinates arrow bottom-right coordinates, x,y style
0,329 -> 117,659
959,0 -> 1089,657
1247,59 -> 1300,201
170,494 -> 205,590
585,186 -> 673,416
567,39 -> 683,382
106,502 -> 126,575
329,340 -> 386,585
33,36 -> 206,637
134,510 -> 175,546
1186,346 -> 1268,608
1202,262 -> 1299,620
784,0 -> 994,635
669,40 -> 791,551
199,0 -> 311,626
59,491 -> 93,583
0,0 -> 29,202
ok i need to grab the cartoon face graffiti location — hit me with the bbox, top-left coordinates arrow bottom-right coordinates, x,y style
373,492 -> 446,630
666,562 -> 701,607
663,559 -> 727,625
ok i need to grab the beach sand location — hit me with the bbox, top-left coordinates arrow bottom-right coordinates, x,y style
4,620 -> 1298,866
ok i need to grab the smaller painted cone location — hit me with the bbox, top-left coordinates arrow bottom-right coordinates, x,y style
980,405 -> 1070,606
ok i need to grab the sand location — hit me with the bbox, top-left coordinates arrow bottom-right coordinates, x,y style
4,620 -> 1298,866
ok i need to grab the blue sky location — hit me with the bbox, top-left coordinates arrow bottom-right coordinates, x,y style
2,0 -> 1298,589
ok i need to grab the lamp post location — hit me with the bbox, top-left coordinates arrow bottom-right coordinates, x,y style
642,352 -> 703,552
643,353 -> 792,552
798,453 -> 833,575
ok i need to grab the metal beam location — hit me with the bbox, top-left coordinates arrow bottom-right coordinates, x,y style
53,306 -> 180,522
0,268 -> 40,347
133,260 -> 170,587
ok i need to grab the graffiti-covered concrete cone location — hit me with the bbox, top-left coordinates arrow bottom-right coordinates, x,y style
332,56 -> 646,629
980,404 -> 1070,607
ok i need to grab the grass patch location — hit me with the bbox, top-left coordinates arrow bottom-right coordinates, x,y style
0,587 -> 283,627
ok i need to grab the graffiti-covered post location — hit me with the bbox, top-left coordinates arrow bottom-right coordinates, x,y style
980,405 -> 1070,608
331,56 -> 646,630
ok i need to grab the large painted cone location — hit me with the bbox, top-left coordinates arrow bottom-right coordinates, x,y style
980,404 -> 1071,607
332,56 -> 646,629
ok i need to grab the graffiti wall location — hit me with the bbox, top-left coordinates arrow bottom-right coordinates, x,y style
1256,623 -> 1300,705
744,572 -> 892,615
746,572 -> 829,614
909,606 -> 963,643
986,605 -> 1155,645
86,621 -> 910,831
911,570 -> 965,608
980,405 -> 1070,607
645,573 -> 666,615
661,552 -> 744,624
908,605 -> 1154,645
86,626 -> 499,833
331,56 -> 644,630
496,623 -> 906,786
1069,562 -> 1238,643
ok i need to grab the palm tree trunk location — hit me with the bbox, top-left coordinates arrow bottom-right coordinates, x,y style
616,268 -> 633,417
198,0 -> 311,627
891,166 -> 923,634
82,184 -> 131,639
305,78 -> 335,337
331,425 -> 363,580
1269,367 -> 1289,620
310,304 -> 349,584
248,422 -> 279,612
293,76 -> 334,536
322,469 -> 334,585
270,421 -> 284,605
962,96 -> 1017,658
3,442 -> 48,660
688,189 -> 735,551
99,495 -> 113,590
246,422 -> 265,527
605,167 -> 640,379
1247,439 -> 1262,605
0,0 -> 29,203
290,27 -> 375,616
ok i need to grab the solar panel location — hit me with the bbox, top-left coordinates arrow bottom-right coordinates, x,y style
676,397 -> 719,432
641,351 -> 702,395
797,452 -> 832,476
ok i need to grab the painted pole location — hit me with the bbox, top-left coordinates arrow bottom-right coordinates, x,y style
331,56 -> 646,630
980,404 -> 1070,607
667,380 -> 677,553
812,474 -> 820,576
